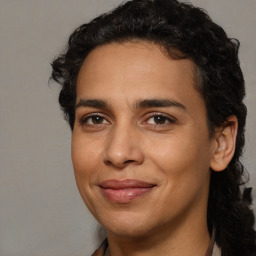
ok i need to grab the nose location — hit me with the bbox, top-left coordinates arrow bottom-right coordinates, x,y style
103,125 -> 145,169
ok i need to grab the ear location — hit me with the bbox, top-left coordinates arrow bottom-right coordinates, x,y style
210,115 -> 238,172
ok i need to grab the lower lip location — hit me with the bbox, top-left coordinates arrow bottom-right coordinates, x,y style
100,187 -> 154,203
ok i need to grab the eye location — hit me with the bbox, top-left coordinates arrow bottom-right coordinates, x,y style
145,114 -> 176,126
79,114 -> 110,126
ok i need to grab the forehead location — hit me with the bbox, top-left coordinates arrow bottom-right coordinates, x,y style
76,41 -> 204,112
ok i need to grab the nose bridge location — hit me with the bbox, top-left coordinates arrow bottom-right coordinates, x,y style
104,121 -> 144,168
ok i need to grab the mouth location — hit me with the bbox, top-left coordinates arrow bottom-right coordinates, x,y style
99,179 -> 156,203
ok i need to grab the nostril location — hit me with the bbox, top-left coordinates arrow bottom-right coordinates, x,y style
123,160 -> 135,165
105,159 -> 135,168
105,160 -> 113,166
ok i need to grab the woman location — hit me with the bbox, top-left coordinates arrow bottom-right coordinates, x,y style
51,0 -> 255,255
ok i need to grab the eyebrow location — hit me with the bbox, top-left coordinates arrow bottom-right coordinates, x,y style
75,98 -> 186,111
75,99 -> 108,109
135,99 -> 186,110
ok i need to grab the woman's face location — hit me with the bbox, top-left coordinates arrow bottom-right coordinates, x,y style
72,41 -> 216,238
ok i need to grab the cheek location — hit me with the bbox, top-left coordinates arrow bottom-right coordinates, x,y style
71,135 -> 102,181
149,136 -> 198,168
71,135 -> 104,213
148,130 -> 212,186
148,137 -> 211,217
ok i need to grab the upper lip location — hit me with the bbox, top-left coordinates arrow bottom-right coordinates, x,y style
99,179 -> 156,189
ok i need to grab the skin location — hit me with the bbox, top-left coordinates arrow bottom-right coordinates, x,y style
72,41 -> 235,256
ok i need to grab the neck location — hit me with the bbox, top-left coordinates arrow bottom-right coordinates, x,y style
106,215 -> 211,256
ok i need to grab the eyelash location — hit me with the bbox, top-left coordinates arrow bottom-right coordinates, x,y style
78,112 -> 177,128
144,112 -> 177,126
79,113 -> 109,126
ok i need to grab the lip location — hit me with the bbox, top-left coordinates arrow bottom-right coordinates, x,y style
99,179 -> 156,203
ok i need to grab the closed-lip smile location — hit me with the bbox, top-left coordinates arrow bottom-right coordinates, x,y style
99,179 -> 156,203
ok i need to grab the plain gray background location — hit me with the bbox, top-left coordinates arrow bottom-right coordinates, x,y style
0,0 -> 255,255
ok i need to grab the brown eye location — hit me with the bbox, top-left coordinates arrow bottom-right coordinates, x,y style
80,115 -> 109,125
90,116 -> 104,124
153,116 -> 168,125
146,114 -> 175,125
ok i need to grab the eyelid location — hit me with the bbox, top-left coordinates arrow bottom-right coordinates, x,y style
77,111 -> 177,127
143,112 -> 177,125
79,112 -> 111,126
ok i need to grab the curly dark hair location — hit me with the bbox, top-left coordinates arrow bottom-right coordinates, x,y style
51,0 -> 255,255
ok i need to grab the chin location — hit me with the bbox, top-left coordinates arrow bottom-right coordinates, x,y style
99,211 -> 154,238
